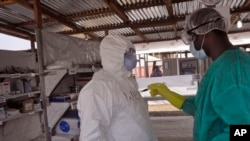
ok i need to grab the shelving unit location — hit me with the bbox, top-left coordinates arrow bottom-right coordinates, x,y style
0,72 -> 41,113
0,50 -> 46,141
0,73 -> 38,79
0,109 -> 43,125
44,67 -> 96,141
32,30 -> 102,141
1,91 -> 41,101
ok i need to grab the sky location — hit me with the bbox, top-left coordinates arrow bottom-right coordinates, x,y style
0,33 -> 31,51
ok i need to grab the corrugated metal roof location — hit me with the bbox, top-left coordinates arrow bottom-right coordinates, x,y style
0,0 -> 250,44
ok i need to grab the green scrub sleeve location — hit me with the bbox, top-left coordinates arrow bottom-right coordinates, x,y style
211,85 -> 250,140
181,96 -> 195,116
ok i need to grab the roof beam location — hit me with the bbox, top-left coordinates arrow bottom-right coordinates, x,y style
59,17 -> 184,35
133,27 -> 250,44
230,13 -> 240,29
15,0 -> 78,29
163,0 -> 178,39
40,4 -> 79,29
230,1 -> 250,29
41,4 -> 100,41
123,0 -> 192,11
15,1 -> 250,29
16,8 -> 112,27
123,28 -> 182,36
104,0 -> 129,21
243,0 -> 250,8
15,0 -> 100,41
104,0 -> 147,41
0,0 -> 16,6
33,0 -> 42,29
0,22 -> 33,39
124,19 -> 250,37
164,0 -> 174,17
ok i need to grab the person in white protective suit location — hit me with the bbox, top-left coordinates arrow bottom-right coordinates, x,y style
77,35 -> 158,141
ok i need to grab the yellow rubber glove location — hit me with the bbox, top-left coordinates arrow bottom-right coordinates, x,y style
148,83 -> 186,109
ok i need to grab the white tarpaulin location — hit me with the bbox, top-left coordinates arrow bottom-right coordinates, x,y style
41,31 -> 101,69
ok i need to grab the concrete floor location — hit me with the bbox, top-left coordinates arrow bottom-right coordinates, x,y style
150,116 -> 193,141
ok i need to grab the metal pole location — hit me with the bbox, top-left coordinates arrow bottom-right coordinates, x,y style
35,29 -> 51,141
176,52 -> 180,75
144,54 -> 149,77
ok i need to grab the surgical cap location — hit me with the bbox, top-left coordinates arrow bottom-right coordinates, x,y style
181,8 -> 228,45
185,8 -> 228,35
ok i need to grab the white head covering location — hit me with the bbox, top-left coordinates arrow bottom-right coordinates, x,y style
185,8 -> 228,35
181,8 -> 228,45
100,35 -> 135,76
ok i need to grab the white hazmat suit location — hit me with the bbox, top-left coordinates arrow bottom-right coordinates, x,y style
77,35 -> 158,141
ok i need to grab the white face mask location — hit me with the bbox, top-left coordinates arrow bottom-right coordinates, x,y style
124,53 -> 137,71
189,35 -> 208,60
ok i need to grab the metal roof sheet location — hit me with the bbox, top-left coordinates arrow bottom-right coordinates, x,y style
0,0 -> 249,44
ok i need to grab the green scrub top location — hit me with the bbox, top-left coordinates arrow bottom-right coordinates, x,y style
182,49 -> 250,141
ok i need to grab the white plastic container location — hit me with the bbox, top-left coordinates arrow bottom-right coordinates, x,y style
52,134 -> 78,141
0,83 -> 3,95
0,107 -> 5,120
55,118 -> 80,135
2,82 -> 10,94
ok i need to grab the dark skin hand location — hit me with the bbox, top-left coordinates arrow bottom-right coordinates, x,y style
194,30 -> 234,61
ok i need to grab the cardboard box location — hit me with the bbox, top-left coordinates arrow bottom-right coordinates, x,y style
7,99 -> 35,113
21,99 -> 34,113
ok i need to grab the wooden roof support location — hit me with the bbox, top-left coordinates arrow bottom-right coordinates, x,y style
15,0 -> 77,29
0,0 -> 15,6
32,0 -> 42,52
163,0 -> 178,39
230,13 -> 240,29
173,24 -> 178,39
13,0 -> 250,36
123,0 -> 193,11
16,8 -> 112,27
164,0 -> 174,17
105,30 -> 108,36
0,22 -> 33,39
0,30 -> 31,40
60,17 -> 184,35
230,1 -> 250,29
33,0 -> 42,29
133,28 -> 250,44
15,0 -> 100,41
104,0 -> 147,42
243,0 -> 250,8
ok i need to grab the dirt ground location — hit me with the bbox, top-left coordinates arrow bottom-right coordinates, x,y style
148,104 -> 179,112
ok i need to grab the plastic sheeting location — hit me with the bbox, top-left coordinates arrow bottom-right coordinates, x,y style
41,31 -> 101,69
0,50 -> 36,72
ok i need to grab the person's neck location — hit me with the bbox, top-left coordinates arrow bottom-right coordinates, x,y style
210,41 -> 234,61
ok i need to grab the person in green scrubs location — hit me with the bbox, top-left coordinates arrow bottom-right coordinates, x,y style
148,8 -> 250,141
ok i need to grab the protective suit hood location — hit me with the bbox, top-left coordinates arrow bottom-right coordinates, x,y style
100,35 -> 135,76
